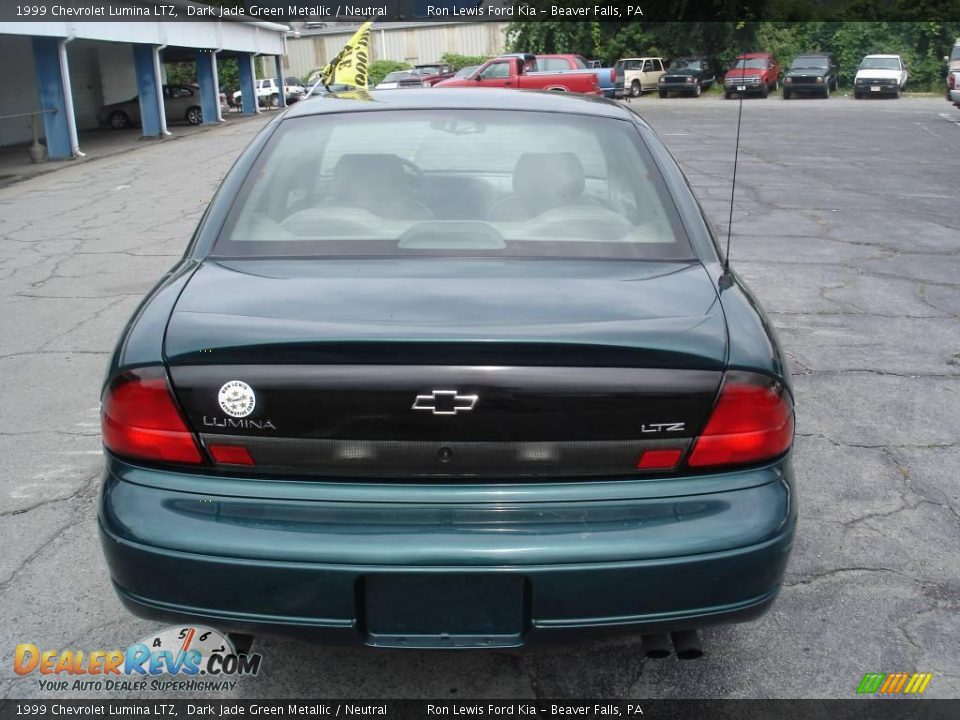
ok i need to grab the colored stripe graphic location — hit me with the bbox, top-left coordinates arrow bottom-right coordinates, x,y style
857,673 -> 885,693
858,672 -> 932,694
904,673 -> 933,694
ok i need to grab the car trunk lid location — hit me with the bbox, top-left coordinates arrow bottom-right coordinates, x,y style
165,259 -> 727,477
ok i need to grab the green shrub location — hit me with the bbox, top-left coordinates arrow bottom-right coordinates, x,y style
440,53 -> 492,71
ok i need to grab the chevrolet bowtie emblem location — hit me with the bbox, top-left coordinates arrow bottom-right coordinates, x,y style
412,390 -> 479,416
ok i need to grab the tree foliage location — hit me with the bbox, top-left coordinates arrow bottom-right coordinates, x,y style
440,52 -> 492,70
163,58 -> 241,94
505,21 -> 960,90
367,60 -> 412,86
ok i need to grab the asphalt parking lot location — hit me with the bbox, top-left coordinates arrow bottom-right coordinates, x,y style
1,93 -> 958,700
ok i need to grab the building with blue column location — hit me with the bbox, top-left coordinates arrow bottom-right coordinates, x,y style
273,56 -> 287,108
237,52 -> 259,115
132,44 -> 164,137
0,21 -> 290,159
195,49 -> 222,125
30,36 -> 72,160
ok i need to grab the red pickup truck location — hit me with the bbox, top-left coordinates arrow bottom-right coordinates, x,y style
723,52 -> 781,98
435,54 -> 601,95
528,54 -> 619,98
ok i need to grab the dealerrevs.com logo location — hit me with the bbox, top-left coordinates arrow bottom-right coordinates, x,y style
14,626 -> 262,692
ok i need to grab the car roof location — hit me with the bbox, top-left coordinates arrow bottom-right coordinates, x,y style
736,52 -> 772,58
285,88 -> 641,123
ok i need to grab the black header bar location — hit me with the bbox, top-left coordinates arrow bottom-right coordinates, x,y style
1,0 -> 958,23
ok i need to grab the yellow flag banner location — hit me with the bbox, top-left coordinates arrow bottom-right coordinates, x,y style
320,21 -> 373,89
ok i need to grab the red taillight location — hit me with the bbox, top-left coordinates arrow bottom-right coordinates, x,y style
636,448 -> 683,469
101,368 -> 203,464
687,372 -> 794,468
208,444 -> 255,466
949,74 -> 956,90
610,68 -> 616,83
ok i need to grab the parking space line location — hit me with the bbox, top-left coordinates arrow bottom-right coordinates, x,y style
939,112 -> 960,127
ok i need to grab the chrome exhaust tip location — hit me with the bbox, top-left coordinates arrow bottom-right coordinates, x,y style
671,629 -> 703,659
641,633 -> 672,659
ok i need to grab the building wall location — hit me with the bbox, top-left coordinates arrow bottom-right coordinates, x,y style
66,41 -> 104,132
97,42 -> 138,106
0,21 -> 289,152
0,21 -> 287,56
285,22 -> 509,80
0,34 -> 41,147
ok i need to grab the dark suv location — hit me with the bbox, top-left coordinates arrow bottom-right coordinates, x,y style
783,53 -> 838,99
658,56 -> 720,97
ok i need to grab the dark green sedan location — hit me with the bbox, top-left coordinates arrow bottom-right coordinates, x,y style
99,89 -> 796,657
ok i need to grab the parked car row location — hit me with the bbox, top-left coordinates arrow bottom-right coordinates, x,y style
434,54 -> 602,95
607,51 -> 922,101
370,55 -> 613,97
97,76 -> 311,131
360,48 -> 935,104
103,43 -> 954,130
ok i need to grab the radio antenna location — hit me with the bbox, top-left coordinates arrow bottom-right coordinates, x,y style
723,55 -> 747,276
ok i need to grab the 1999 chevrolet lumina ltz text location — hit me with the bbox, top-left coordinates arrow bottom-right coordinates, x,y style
98,89 -> 796,654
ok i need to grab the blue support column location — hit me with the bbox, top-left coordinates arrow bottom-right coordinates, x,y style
30,36 -> 71,160
132,44 -> 163,137
273,55 -> 286,108
195,49 -> 220,124
237,52 -> 258,114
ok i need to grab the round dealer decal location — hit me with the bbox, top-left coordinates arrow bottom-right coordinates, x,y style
218,380 -> 256,418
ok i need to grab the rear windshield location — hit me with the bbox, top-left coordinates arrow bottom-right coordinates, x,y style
791,57 -> 828,69
735,58 -> 769,69
215,109 -> 693,260
537,58 -> 576,71
860,57 -> 901,70
951,46 -> 960,61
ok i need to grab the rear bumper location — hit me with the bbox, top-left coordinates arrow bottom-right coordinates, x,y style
99,456 -> 796,647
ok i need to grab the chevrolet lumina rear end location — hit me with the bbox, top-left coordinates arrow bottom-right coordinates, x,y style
99,90 -> 796,653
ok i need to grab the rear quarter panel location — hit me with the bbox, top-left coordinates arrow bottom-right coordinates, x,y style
717,273 -> 791,388
520,73 -> 597,92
